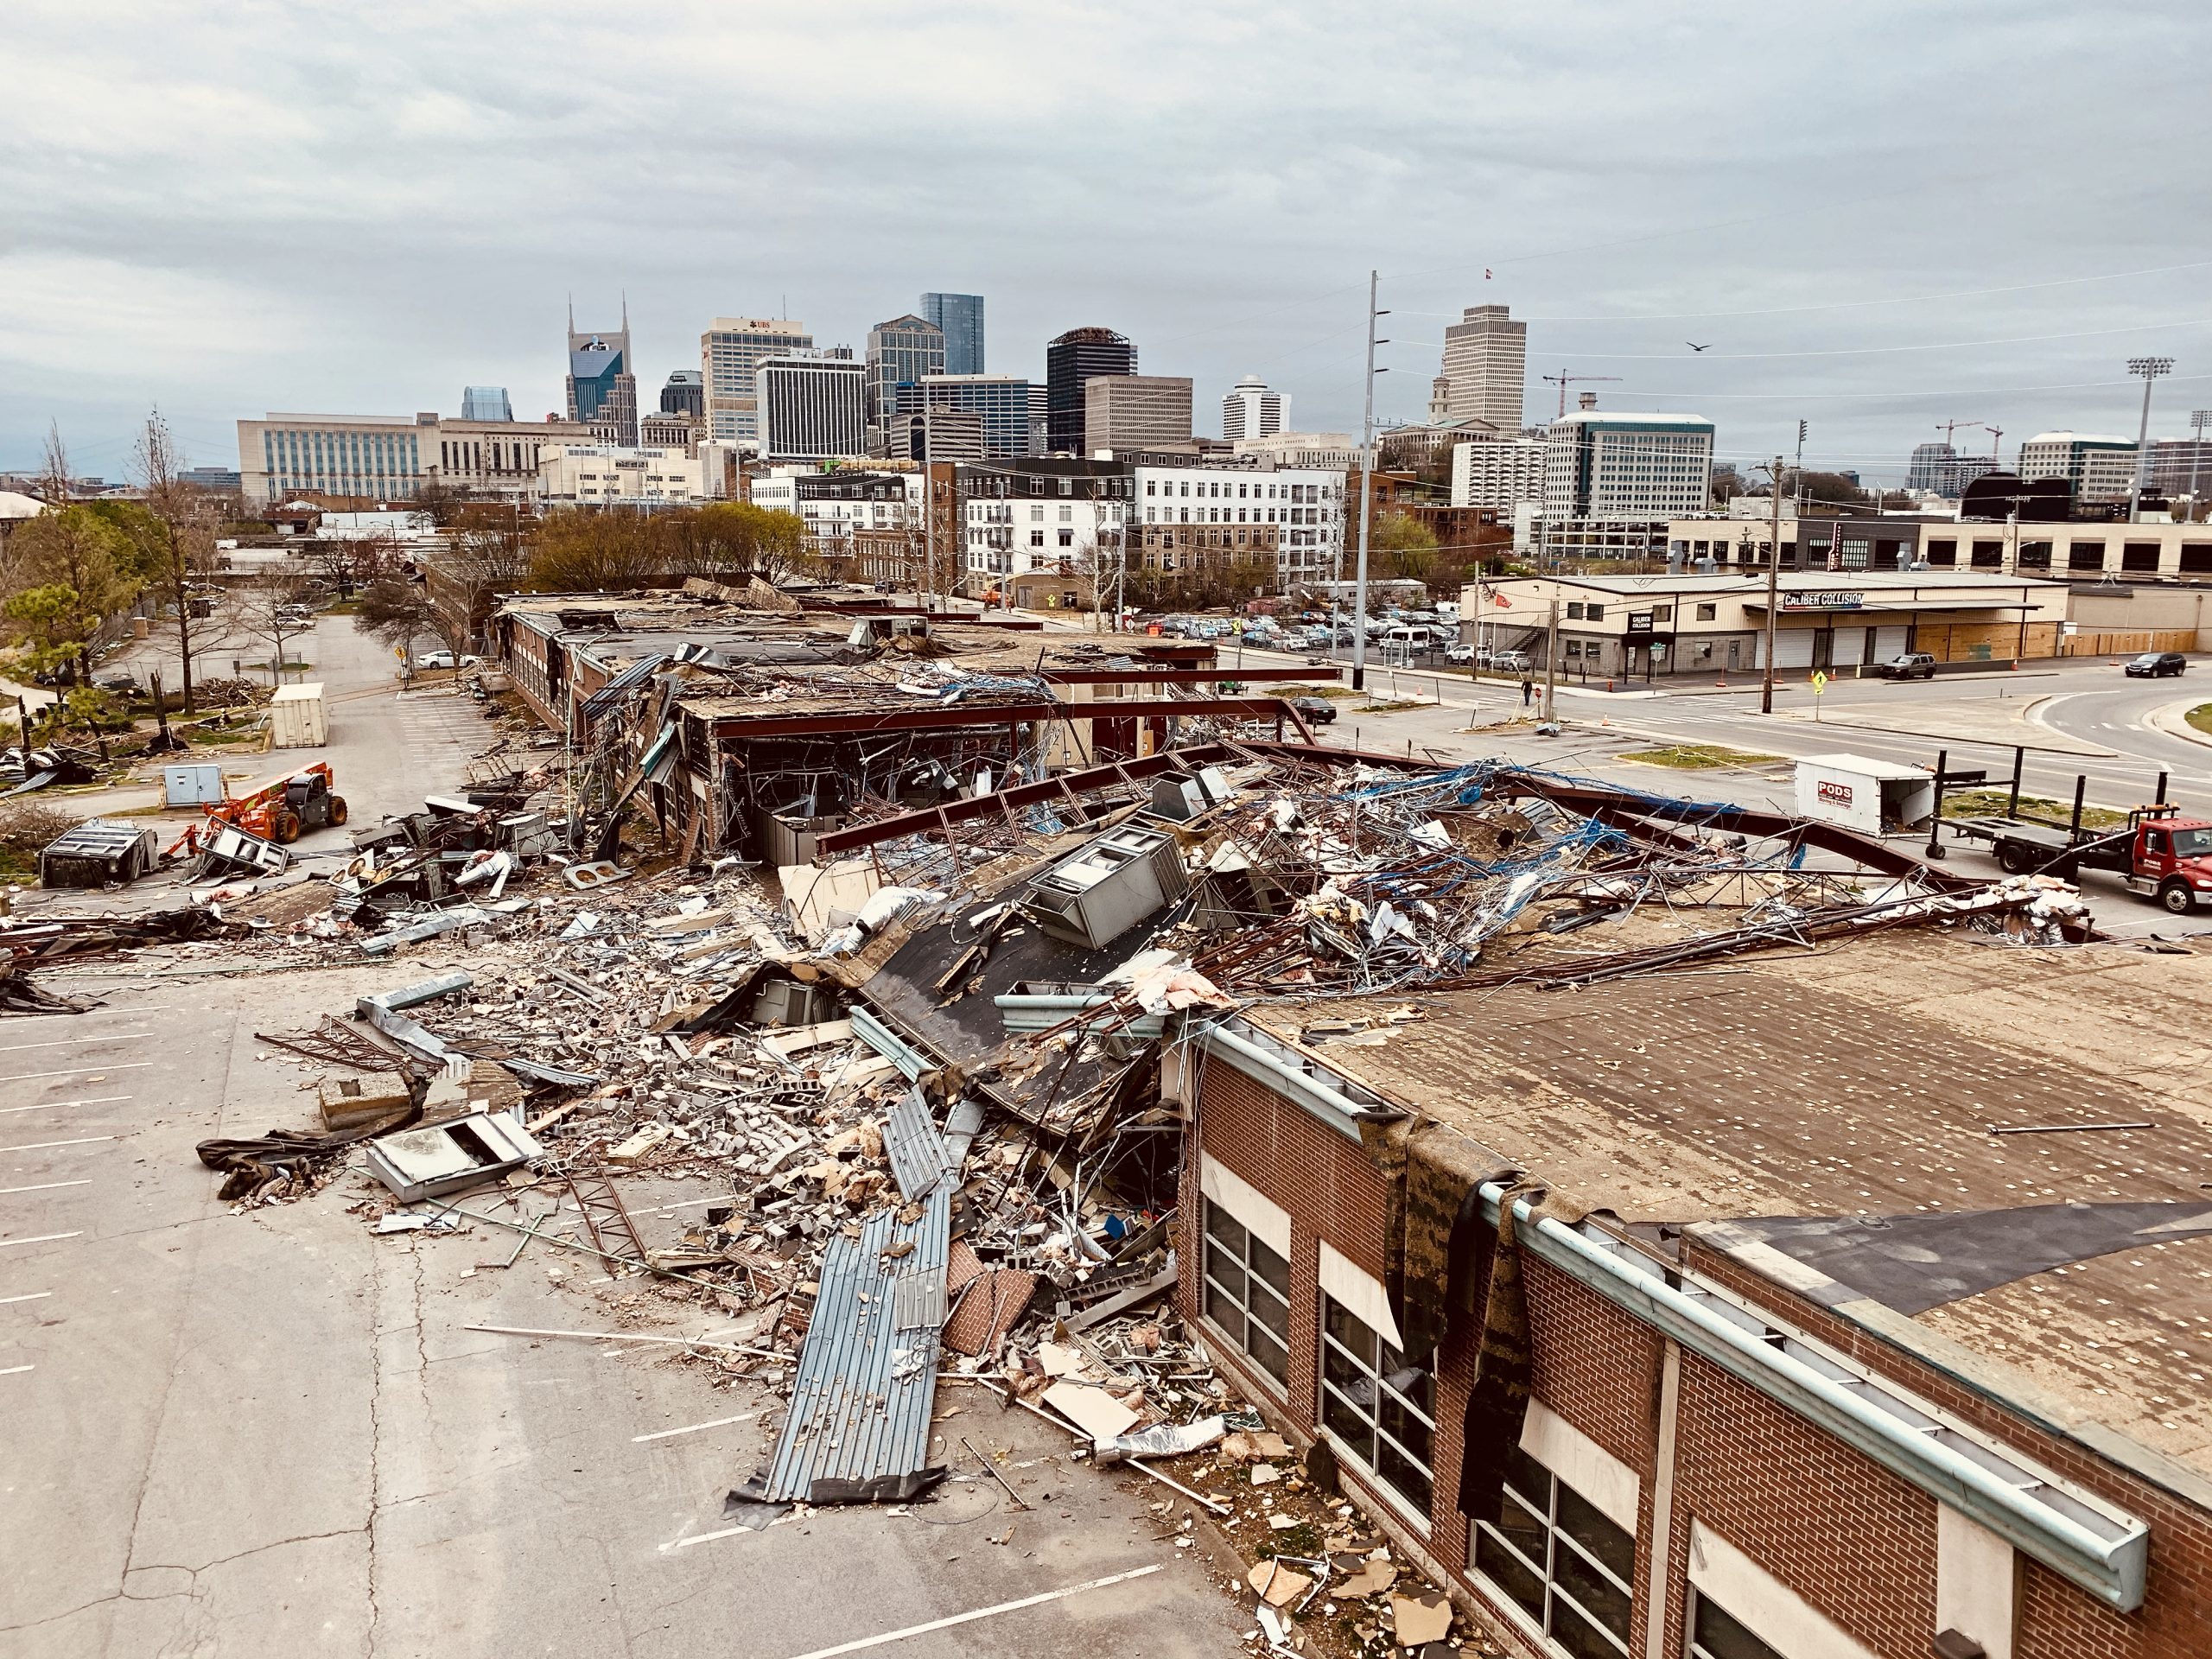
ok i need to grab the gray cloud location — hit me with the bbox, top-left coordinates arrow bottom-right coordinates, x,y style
6,0 -> 2211,482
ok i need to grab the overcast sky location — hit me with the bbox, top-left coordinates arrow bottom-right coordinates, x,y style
7,1 -> 2212,485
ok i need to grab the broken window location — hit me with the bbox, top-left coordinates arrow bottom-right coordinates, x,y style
1688,1593 -> 1782,1659
1471,1446 -> 1635,1659
1202,1199 -> 1289,1385
1319,1294 -> 1433,1513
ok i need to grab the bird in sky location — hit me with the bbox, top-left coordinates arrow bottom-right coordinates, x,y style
1687,341 -> 1713,353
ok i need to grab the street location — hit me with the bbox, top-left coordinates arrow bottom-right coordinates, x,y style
0,615 -> 1244,1659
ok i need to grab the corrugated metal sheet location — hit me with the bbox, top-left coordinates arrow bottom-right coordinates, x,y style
761,1185 -> 951,1503
885,1086 -> 950,1199
580,652 -> 669,719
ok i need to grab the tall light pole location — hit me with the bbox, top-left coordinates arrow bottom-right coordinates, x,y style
2125,356 -> 2174,524
1350,270 -> 1388,692
2189,409 -> 2212,523
1758,454 -> 1783,714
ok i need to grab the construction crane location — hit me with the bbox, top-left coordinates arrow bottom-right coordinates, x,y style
1936,418 -> 1982,448
1978,422 -> 2005,460
1541,373 -> 1621,419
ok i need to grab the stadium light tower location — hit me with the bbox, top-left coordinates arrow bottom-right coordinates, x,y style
2125,356 -> 2173,524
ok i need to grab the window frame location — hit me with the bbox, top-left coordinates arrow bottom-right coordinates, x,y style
1684,1589 -> 1784,1659
1317,1291 -> 1435,1524
1198,1198 -> 1290,1391
1469,1445 -> 1637,1659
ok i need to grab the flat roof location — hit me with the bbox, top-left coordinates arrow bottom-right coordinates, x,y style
1245,930 -> 2212,1478
1479,571 -> 2066,595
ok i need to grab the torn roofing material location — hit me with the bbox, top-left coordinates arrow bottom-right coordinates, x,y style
757,1183 -> 952,1504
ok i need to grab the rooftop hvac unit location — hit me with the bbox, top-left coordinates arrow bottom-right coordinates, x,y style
1020,823 -> 1189,950
39,819 -> 159,888
1148,765 -> 1231,822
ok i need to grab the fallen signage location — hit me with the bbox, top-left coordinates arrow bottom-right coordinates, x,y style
365,1110 -> 544,1204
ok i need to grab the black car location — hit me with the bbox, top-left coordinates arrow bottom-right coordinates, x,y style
1290,695 -> 1338,725
2126,652 -> 2188,678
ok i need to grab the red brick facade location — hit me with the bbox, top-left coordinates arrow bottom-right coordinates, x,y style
1182,1053 -> 2212,1659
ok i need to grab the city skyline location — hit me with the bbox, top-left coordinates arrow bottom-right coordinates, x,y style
8,6 -> 2212,485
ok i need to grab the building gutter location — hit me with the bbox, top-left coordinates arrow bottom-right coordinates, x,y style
1182,1018 -> 1401,1140
1478,1181 -> 2150,1612
993,990 -> 1163,1039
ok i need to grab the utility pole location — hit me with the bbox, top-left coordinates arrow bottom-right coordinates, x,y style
2189,410 -> 2212,523
2125,356 -> 2174,525
1351,269 -> 1389,691
1760,454 -> 1783,714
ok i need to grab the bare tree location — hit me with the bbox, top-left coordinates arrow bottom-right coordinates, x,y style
37,423 -> 72,506
130,409 -> 227,712
232,570 -> 318,688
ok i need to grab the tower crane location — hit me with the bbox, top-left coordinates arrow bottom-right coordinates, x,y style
1541,373 -> 1622,420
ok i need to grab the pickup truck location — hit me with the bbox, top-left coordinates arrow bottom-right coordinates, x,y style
1942,803 -> 2212,912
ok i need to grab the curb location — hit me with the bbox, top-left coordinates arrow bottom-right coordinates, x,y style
1765,706 -> 2116,759
2148,699 -> 2212,752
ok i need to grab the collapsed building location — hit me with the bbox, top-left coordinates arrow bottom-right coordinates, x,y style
121,594 -> 2212,1659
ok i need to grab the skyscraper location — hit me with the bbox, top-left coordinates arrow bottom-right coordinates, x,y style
565,302 -> 639,445
756,353 -> 867,461
1086,376 -> 1192,452
893,374 -> 1038,458
920,293 -> 985,376
461,386 -> 512,423
1046,327 -> 1135,455
865,315 -> 946,438
1222,374 -> 1287,441
701,317 -> 813,442
1439,303 -> 1527,430
660,370 -> 704,418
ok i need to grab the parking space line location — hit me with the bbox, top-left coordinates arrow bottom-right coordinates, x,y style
0,1033 -> 150,1054
3,1006 -> 175,1024
766,1565 -> 1167,1657
0,1365 -> 33,1376
1,1136 -> 118,1153
633,1412 -> 755,1443
0,1179 -> 92,1195
0,1064 -> 153,1084
0,1232 -> 82,1249
0,1095 -> 131,1116
0,1291 -> 54,1304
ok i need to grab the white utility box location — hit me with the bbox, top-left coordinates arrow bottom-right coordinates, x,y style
269,682 -> 328,747
1794,753 -> 1936,835
162,762 -> 226,807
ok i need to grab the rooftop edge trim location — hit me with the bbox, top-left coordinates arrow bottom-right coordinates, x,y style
1479,1182 -> 2150,1612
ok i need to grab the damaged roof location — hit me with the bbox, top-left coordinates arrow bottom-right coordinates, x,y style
1239,931 -> 2212,1481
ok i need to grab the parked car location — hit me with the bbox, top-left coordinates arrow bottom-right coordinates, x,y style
1490,649 -> 1532,673
2126,651 -> 2189,678
1290,695 -> 1338,725
415,650 -> 480,671
1445,644 -> 1477,664
1876,652 -> 1937,681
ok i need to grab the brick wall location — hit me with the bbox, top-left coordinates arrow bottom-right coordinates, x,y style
1687,1240 -> 2212,1658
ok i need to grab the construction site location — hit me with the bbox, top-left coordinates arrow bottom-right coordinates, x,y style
4,588 -> 2212,1659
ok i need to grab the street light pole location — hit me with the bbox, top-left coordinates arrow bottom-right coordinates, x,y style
1351,269 -> 1388,692
2125,356 -> 2174,525
1760,454 -> 1783,714
2189,410 -> 2212,523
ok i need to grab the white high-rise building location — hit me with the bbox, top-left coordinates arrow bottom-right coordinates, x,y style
1541,412 -> 1714,518
1221,374 -> 1287,442
1439,304 -> 1528,430
2018,432 -> 2139,503
756,354 -> 866,461
702,317 -> 813,442
1451,438 -> 1548,511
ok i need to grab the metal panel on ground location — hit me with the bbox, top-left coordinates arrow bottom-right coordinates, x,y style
885,1086 -> 950,1199
760,1185 -> 952,1503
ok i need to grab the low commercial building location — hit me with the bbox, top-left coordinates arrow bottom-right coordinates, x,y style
1667,513 -> 2212,587
536,444 -> 704,507
1468,570 -> 2069,678
237,410 -> 597,506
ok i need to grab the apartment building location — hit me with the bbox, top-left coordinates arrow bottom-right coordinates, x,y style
1452,437 -> 1548,511
955,457 -> 1133,603
748,467 -> 922,554
1135,458 -> 1344,589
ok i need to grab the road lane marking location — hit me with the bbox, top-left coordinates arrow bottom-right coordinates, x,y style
0,1136 -> 118,1153
0,1032 -> 150,1054
0,1232 -> 82,1249
764,1565 -> 1168,1656
0,1365 -> 32,1376
0,1064 -> 153,1084
3,1006 -> 175,1025
633,1412 -> 755,1443
0,1179 -> 92,1195
0,1291 -> 54,1304
0,1096 -> 131,1116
